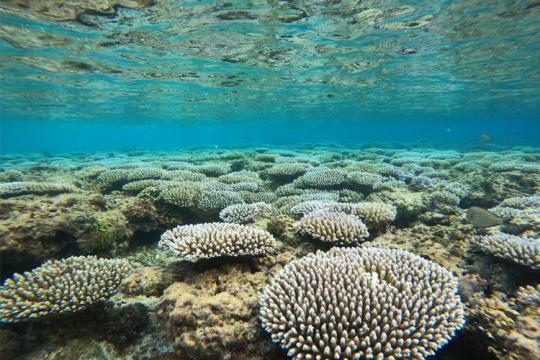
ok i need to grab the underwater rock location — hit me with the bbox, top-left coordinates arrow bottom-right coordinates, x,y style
0,329 -> 20,360
0,193 -> 140,270
155,262 -> 285,360
368,223 -> 473,273
121,266 -> 176,297
466,289 -> 540,360
19,297 -> 173,359
267,214 -> 299,246
367,188 -> 427,224
1,147 -> 540,359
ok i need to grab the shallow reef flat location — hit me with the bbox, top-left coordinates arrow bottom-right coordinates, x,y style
0,145 -> 539,360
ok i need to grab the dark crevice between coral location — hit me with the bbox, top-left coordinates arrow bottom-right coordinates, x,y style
0,250 -> 40,282
435,330 -> 497,360
10,301 -> 150,356
128,229 -> 161,250
191,255 -> 261,274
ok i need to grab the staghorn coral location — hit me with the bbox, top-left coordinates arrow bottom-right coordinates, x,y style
0,181 -> 78,197
490,195 -> 540,232
168,170 -> 207,182
158,223 -> 276,261
260,247 -> 465,360
193,163 -> 230,177
0,256 -> 133,323
472,232 -> 539,269
515,285 -> 540,306
154,261 -> 285,360
241,190 -> 277,204
273,192 -> 340,214
296,209 -> 369,244
219,202 -> 272,224
499,195 -> 540,209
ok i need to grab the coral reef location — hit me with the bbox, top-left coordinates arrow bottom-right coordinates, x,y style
1,146 -> 539,359
260,247 -> 465,360
158,223 -> 276,261
466,287 -> 540,360
0,181 -> 77,198
472,232 -> 539,269
0,256 -> 133,322
219,202 -> 272,224
296,209 -> 369,244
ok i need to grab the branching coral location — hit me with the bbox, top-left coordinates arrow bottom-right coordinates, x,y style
266,163 -> 310,181
296,209 -> 369,244
330,202 -> 397,228
158,223 -> 276,261
294,168 -> 346,189
96,167 -> 169,190
289,200 -> 339,219
259,247 -> 465,360
0,256 -> 133,322
197,190 -> 244,210
0,181 -> 78,197
160,181 -> 201,207
219,202 -> 272,224
472,232 -> 539,269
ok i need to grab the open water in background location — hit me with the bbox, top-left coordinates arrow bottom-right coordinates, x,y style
1,0 -> 539,152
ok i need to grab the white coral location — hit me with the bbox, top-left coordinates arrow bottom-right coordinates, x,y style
296,209 -> 369,244
158,223 -> 276,261
259,247 -> 465,360
0,256 -> 133,322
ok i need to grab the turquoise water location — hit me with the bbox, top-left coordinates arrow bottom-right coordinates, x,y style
1,2 -> 540,360
1,0 -> 540,152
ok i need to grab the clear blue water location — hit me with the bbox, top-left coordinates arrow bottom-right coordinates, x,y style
1,3 -> 540,359
1,0 -> 540,152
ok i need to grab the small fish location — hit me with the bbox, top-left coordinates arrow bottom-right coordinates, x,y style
466,207 -> 502,228
479,134 -> 492,143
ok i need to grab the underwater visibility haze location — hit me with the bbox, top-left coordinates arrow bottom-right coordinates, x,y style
0,1 -> 539,360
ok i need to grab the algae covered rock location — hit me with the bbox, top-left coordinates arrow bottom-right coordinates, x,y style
155,263 -> 281,360
0,193 -> 141,269
121,266 -> 176,297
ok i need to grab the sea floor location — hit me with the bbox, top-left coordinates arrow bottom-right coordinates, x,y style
0,145 -> 539,360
